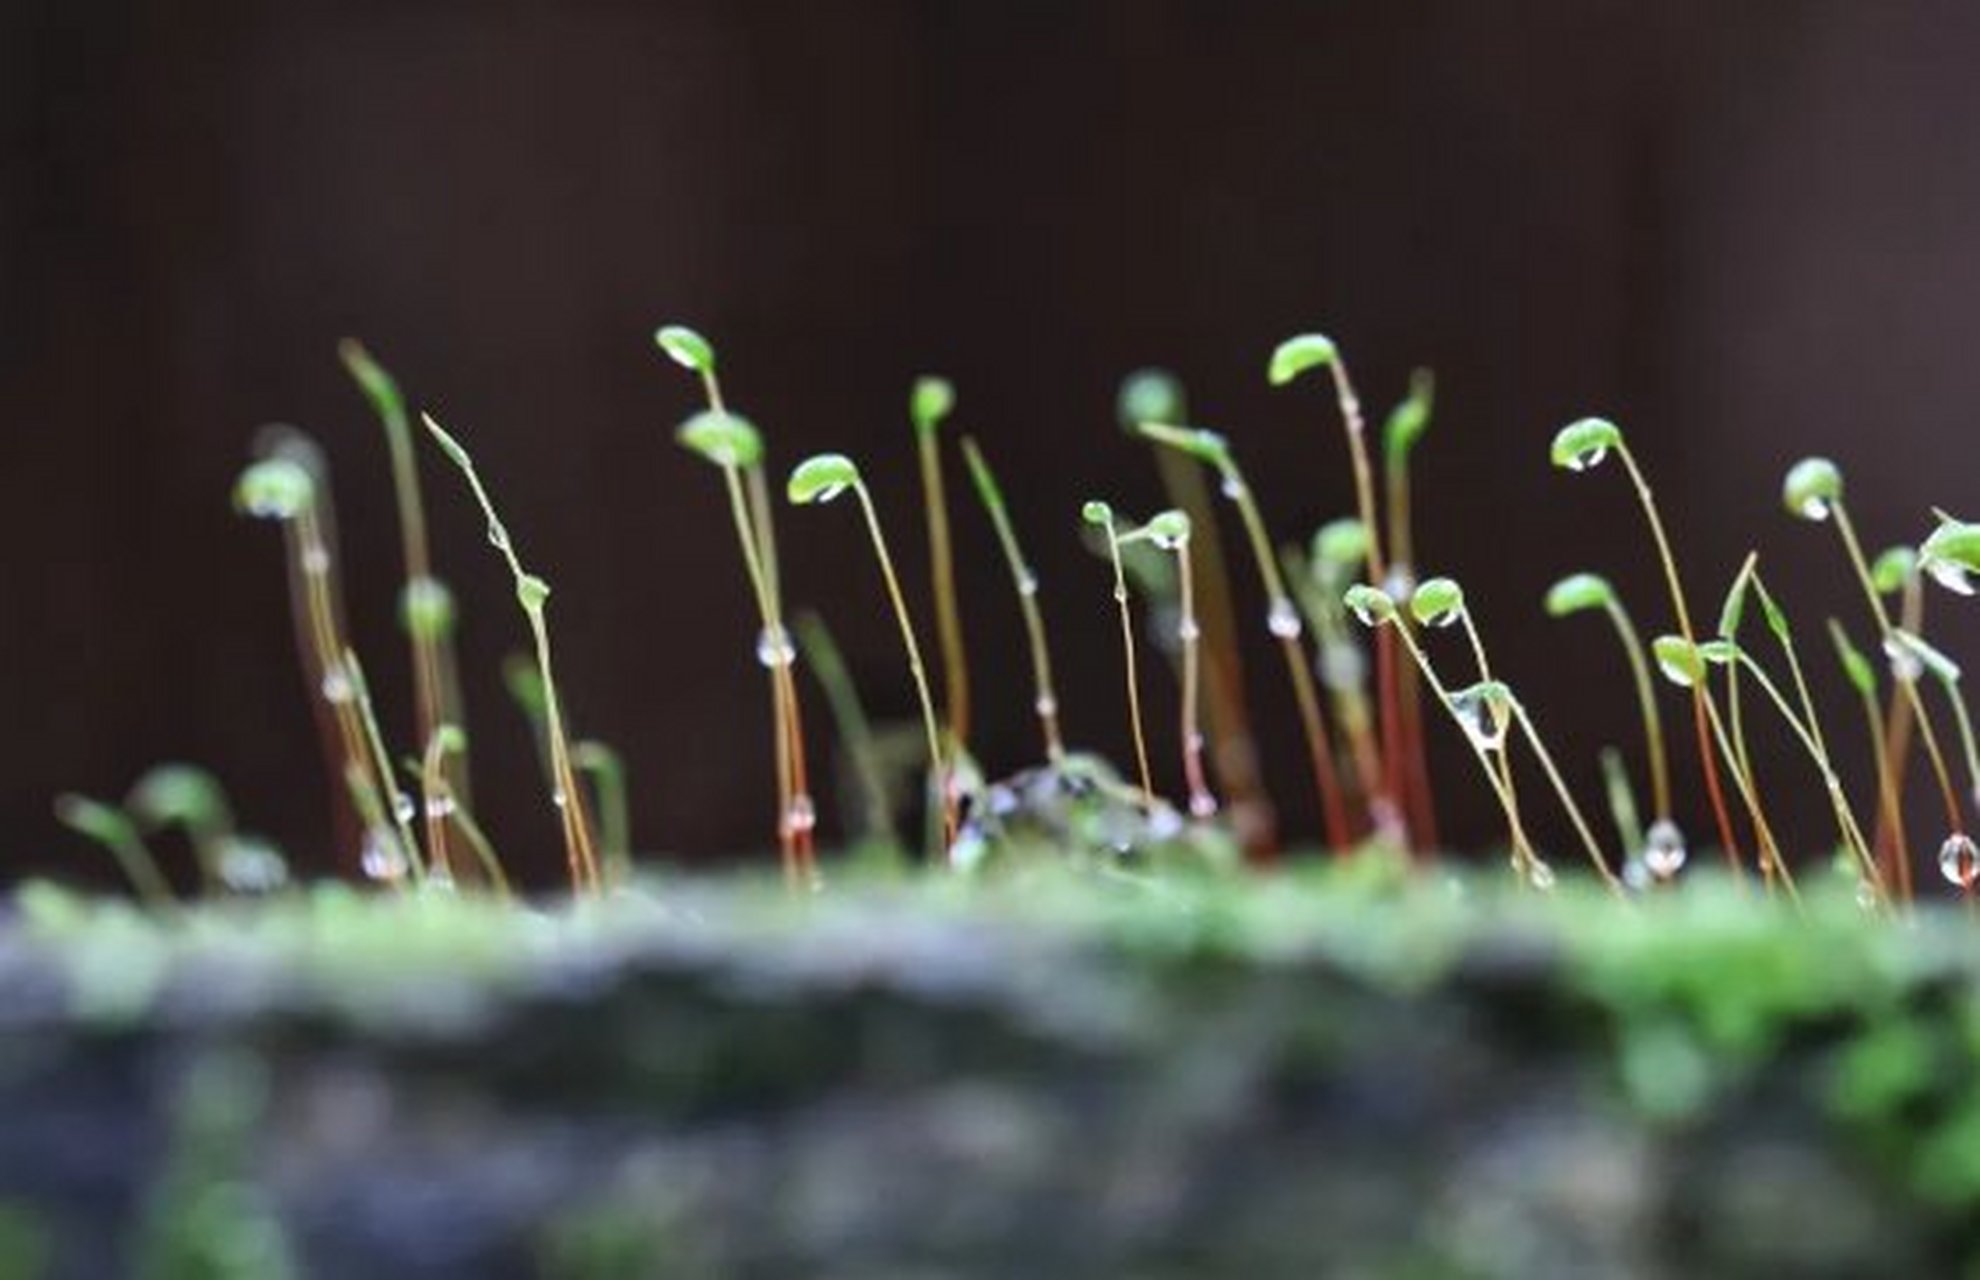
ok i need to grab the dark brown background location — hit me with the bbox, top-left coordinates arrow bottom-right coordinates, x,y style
4,1 -> 1978,884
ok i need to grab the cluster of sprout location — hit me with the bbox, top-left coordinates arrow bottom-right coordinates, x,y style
49,320 -> 1980,912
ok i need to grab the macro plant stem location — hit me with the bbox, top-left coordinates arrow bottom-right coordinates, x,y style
1615,443 -> 1746,876
1175,542 -> 1213,818
1832,501 -> 1966,837
422,414 -> 601,895
794,611 -> 899,846
1729,647 -> 1882,904
1507,702 -> 1625,894
1224,469 -> 1353,850
1385,621 -> 1545,886
914,403 -> 972,751
851,480 -> 955,847
721,462 -> 805,884
339,340 -> 467,877
961,438 -> 1065,762
1601,596 -> 1671,822
1831,618 -> 1913,905
1088,505 -> 1156,801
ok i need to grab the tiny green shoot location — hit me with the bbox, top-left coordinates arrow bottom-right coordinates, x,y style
1084,500 -> 1156,801
1545,572 -> 1672,829
960,436 -> 1064,762
909,376 -> 973,754
788,452 -> 954,849
1137,421 -> 1353,850
421,413 -> 601,894
1553,418 -> 1744,875
54,793 -> 174,908
1127,510 -> 1213,817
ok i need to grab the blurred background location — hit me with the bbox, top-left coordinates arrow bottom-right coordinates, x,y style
4,1 -> 1978,885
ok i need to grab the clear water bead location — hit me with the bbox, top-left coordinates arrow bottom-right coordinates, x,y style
784,793 -> 817,835
300,545 -> 332,576
1033,693 -> 1058,719
1016,569 -> 1040,597
359,829 -> 408,883
1939,832 -> 1980,889
1526,859 -> 1557,891
1567,446 -> 1608,472
1642,819 -> 1688,880
1266,598 -> 1304,639
1926,558 -> 1974,597
1176,616 -> 1202,643
391,792 -> 417,825
1219,473 -> 1247,501
1452,692 -> 1508,753
1797,495 -> 1833,522
755,624 -> 797,668
320,667 -> 354,704
1884,636 -> 1925,683
424,793 -> 458,820
1189,790 -> 1220,819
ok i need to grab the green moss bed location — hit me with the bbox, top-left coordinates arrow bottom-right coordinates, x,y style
4,863 -> 1980,1278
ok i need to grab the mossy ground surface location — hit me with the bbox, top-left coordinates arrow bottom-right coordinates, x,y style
5,861 -> 1980,1277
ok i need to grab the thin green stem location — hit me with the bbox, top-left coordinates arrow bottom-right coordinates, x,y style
1616,443 -> 1744,873
573,740 -> 632,887
1096,511 -> 1155,801
1508,702 -> 1625,893
1834,501 -> 1965,835
852,480 -> 954,848
1175,542 -> 1213,817
961,438 -> 1064,762
1221,461 -> 1352,849
917,427 -> 971,750
1601,598 -> 1670,821
793,610 -> 899,846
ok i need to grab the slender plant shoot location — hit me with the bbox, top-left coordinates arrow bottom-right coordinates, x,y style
788,452 -> 954,849
1545,572 -> 1678,865
339,339 -> 468,879
421,413 -> 601,895
1084,501 -> 1156,802
910,376 -> 972,754
1127,510 -> 1212,816
1553,418 -> 1744,875
1271,333 -> 1409,847
1120,369 -> 1275,855
54,794 -> 174,908
1380,369 -> 1441,851
794,610 -> 900,848
1136,421 -> 1353,851
960,436 -> 1064,762
1785,459 -> 1967,864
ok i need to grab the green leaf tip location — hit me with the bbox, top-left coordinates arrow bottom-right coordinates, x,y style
959,436 -> 1006,515
54,793 -> 139,849
1138,510 -> 1192,550
1921,515 -> 1980,597
1551,418 -> 1623,472
676,409 -> 764,469
787,453 -> 861,505
1383,368 -> 1435,463
1344,584 -> 1398,627
1652,635 -> 1706,687
910,376 -> 955,436
419,412 -> 473,471
1080,500 -> 1115,527
654,324 -> 716,374
1544,572 -> 1615,617
516,573 -> 551,613
1313,518 -> 1370,569
1871,546 -> 1919,596
1116,369 -> 1186,431
1133,421 -> 1231,466
1828,620 -> 1878,697
1409,576 -> 1466,628
127,765 -> 229,831
337,338 -> 405,422
1267,333 -> 1339,386
400,575 -> 457,639
1783,456 -> 1843,522
233,458 -> 316,520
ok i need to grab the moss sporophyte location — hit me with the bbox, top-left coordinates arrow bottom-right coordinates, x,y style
47,328 -> 1980,908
